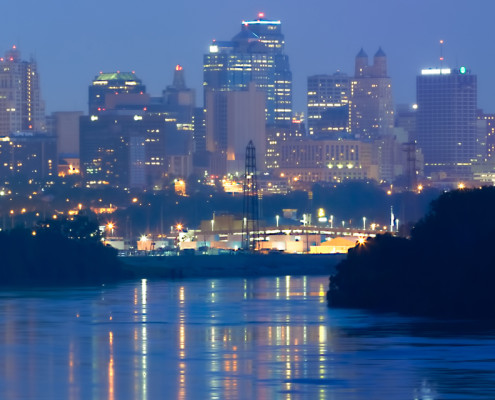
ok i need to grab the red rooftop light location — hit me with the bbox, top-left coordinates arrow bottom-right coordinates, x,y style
175,65 -> 183,71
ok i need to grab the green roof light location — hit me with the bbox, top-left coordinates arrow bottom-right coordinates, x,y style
459,66 -> 467,74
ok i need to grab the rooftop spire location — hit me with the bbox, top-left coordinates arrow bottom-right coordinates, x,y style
356,48 -> 368,58
172,65 -> 186,90
374,46 -> 386,58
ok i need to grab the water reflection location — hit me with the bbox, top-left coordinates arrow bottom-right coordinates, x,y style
0,277 -> 495,399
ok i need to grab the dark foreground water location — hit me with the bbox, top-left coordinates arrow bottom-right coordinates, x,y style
1,276 -> 495,400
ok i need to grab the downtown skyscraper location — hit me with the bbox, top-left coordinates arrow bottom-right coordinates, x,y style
307,72 -> 350,137
203,13 -> 292,175
416,67 -> 477,180
203,13 -> 292,127
350,48 -> 394,139
0,46 -> 46,136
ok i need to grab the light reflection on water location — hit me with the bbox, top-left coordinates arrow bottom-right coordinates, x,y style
0,276 -> 495,399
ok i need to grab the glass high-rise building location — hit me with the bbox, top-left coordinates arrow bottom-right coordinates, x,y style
416,67 -> 477,180
203,13 -> 292,127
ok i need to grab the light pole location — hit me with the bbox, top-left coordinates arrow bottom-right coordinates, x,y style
363,217 -> 366,230
276,215 -> 279,228
330,215 -> 334,229
107,222 -> 115,237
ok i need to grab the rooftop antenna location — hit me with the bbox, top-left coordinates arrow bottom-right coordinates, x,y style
439,39 -> 445,70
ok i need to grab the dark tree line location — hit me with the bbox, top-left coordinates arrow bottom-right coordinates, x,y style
0,216 -> 131,286
328,186 -> 495,319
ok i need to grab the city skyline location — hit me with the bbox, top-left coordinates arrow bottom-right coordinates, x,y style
1,0 -> 493,115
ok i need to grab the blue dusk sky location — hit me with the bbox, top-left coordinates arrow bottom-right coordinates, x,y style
2,0 -> 494,115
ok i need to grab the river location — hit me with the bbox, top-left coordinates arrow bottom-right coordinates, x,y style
0,275 -> 494,399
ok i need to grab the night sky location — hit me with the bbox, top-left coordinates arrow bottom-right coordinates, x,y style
2,0 -> 494,115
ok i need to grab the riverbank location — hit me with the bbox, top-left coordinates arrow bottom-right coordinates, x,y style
121,253 -> 344,278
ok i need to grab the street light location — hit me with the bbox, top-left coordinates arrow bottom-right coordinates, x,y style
363,217 -> 366,230
107,222 -> 115,236
330,215 -> 334,229
276,215 -> 280,228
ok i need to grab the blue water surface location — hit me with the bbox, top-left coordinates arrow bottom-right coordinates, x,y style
0,275 -> 494,400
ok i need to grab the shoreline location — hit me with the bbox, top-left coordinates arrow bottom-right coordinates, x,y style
120,253 -> 345,279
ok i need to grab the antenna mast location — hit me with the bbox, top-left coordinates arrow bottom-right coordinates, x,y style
242,141 -> 260,251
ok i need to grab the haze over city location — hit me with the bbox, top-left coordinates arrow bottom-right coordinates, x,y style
1,0 -> 494,114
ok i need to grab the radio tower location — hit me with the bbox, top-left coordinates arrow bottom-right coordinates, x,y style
242,141 -> 260,251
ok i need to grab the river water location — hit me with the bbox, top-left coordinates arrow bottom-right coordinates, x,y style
1,275 -> 495,400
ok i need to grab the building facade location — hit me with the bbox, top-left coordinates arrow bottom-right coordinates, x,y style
307,72 -> 350,137
416,67 -> 477,180
350,48 -> 394,139
89,72 -> 148,114
0,46 -> 46,136
0,132 -> 56,182
80,113 -> 187,188
205,83 -> 266,175
203,14 -> 292,128
277,138 -> 374,183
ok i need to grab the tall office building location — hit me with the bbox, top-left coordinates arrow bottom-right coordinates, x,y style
350,48 -> 394,139
161,65 -> 195,125
478,112 -> 495,160
205,83 -> 266,175
203,13 -> 292,127
0,46 -> 46,136
80,113 -> 186,188
307,72 -> 350,137
89,71 -> 148,114
81,70 -> 194,187
416,67 -> 477,180
0,132 -> 56,182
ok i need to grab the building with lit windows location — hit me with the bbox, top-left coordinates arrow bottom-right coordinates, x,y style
0,132 -> 56,181
350,48 -> 394,139
0,46 -> 46,137
80,113 -> 189,188
203,13 -> 292,128
89,71 -> 148,114
416,67 -> 477,180
82,69 -> 196,186
477,111 -> 495,160
265,116 -> 305,170
307,72 -> 350,137
277,138 -> 375,183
